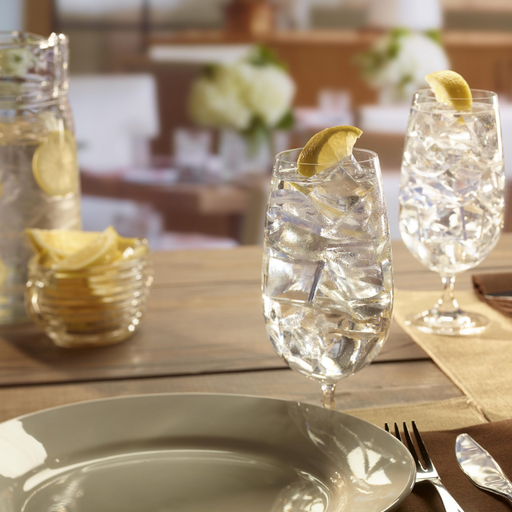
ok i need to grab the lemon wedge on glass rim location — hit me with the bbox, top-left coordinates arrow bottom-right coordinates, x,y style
297,125 -> 363,177
32,130 -> 79,196
425,70 -> 472,111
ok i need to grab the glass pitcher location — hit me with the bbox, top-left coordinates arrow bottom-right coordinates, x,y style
0,32 -> 81,324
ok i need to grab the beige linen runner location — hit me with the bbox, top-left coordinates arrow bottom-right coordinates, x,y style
347,396 -> 486,430
393,289 -> 512,422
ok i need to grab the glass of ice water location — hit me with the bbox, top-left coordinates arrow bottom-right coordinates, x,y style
262,148 -> 394,409
399,89 -> 505,335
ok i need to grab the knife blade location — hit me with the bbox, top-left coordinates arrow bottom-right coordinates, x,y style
455,433 -> 512,503
485,291 -> 512,300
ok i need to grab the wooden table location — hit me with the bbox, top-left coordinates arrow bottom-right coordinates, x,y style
0,235 -> 511,423
81,172 -> 251,240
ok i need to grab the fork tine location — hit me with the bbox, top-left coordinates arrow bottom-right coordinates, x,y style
403,422 -> 422,468
393,422 -> 402,442
384,422 -> 390,433
412,421 -> 434,471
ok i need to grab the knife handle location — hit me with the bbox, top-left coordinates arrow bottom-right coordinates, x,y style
430,478 -> 466,512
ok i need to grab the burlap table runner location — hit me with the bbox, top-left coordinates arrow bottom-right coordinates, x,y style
393,289 -> 512,422
346,396 -> 486,430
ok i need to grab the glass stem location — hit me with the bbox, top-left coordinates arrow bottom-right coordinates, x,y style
321,383 -> 337,410
437,275 -> 459,314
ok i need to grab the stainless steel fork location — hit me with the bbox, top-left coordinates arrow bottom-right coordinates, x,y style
385,421 -> 465,512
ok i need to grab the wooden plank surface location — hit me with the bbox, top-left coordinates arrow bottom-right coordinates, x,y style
1,236 -> 510,386
153,236 -> 512,287
0,287 -> 424,386
151,245 -> 263,286
0,360 -> 461,423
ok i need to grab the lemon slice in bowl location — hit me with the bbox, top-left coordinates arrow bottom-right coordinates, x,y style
32,130 -> 79,196
56,227 -> 118,270
297,126 -> 363,177
26,228 -> 100,258
425,70 -> 472,111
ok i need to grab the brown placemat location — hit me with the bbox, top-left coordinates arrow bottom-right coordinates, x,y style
394,289 -> 512,422
473,272 -> 512,318
397,418 -> 512,511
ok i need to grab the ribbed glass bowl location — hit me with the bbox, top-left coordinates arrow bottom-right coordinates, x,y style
25,241 -> 153,348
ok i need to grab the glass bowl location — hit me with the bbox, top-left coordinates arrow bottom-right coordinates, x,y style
25,240 -> 153,348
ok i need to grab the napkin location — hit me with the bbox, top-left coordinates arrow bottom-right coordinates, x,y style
472,272 -> 512,318
398,419 -> 512,512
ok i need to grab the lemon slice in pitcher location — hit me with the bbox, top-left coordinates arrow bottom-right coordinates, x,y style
425,70 -> 472,111
32,131 -> 79,196
297,126 -> 363,177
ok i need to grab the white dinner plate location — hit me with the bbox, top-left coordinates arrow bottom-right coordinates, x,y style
0,393 -> 415,511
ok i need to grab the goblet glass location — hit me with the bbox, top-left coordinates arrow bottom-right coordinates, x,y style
399,89 -> 505,335
262,148 -> 394,409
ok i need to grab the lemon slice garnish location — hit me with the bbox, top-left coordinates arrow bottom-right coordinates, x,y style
32,130 -> 79,196
117,235 -> 141,252
425,70 -> 472,111
0,258 -> 7,287
297,125 -> 363,177
26,228 -> 147,270
56,227 -> 118,270
26,228 -> 99,258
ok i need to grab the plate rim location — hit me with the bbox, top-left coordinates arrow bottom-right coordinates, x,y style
5,392 -> 416,512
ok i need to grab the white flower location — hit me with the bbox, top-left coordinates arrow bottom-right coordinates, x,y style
188,65 -> 252,131
237,63 -> 296,127
398,33 -> 449,86
188,55 -> 295,131
0,48 -> 34,77
363,32 -> 449,101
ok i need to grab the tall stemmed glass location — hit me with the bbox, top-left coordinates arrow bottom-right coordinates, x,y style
262,148 -> 394,409
399,89 -> 505,335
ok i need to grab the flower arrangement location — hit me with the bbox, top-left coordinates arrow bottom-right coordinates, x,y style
188,46 -> 295,137
358,29 -> 449,104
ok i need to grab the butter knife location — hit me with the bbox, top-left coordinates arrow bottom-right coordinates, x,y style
455,433 -> 512,503
485,291 -> 512,300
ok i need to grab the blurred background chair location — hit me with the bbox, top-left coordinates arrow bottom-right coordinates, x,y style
69,74 -> 161,240
69,74 -> 159,171
70,73 -> 239,249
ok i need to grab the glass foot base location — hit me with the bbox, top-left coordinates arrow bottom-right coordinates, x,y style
405,307 -> 489,336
